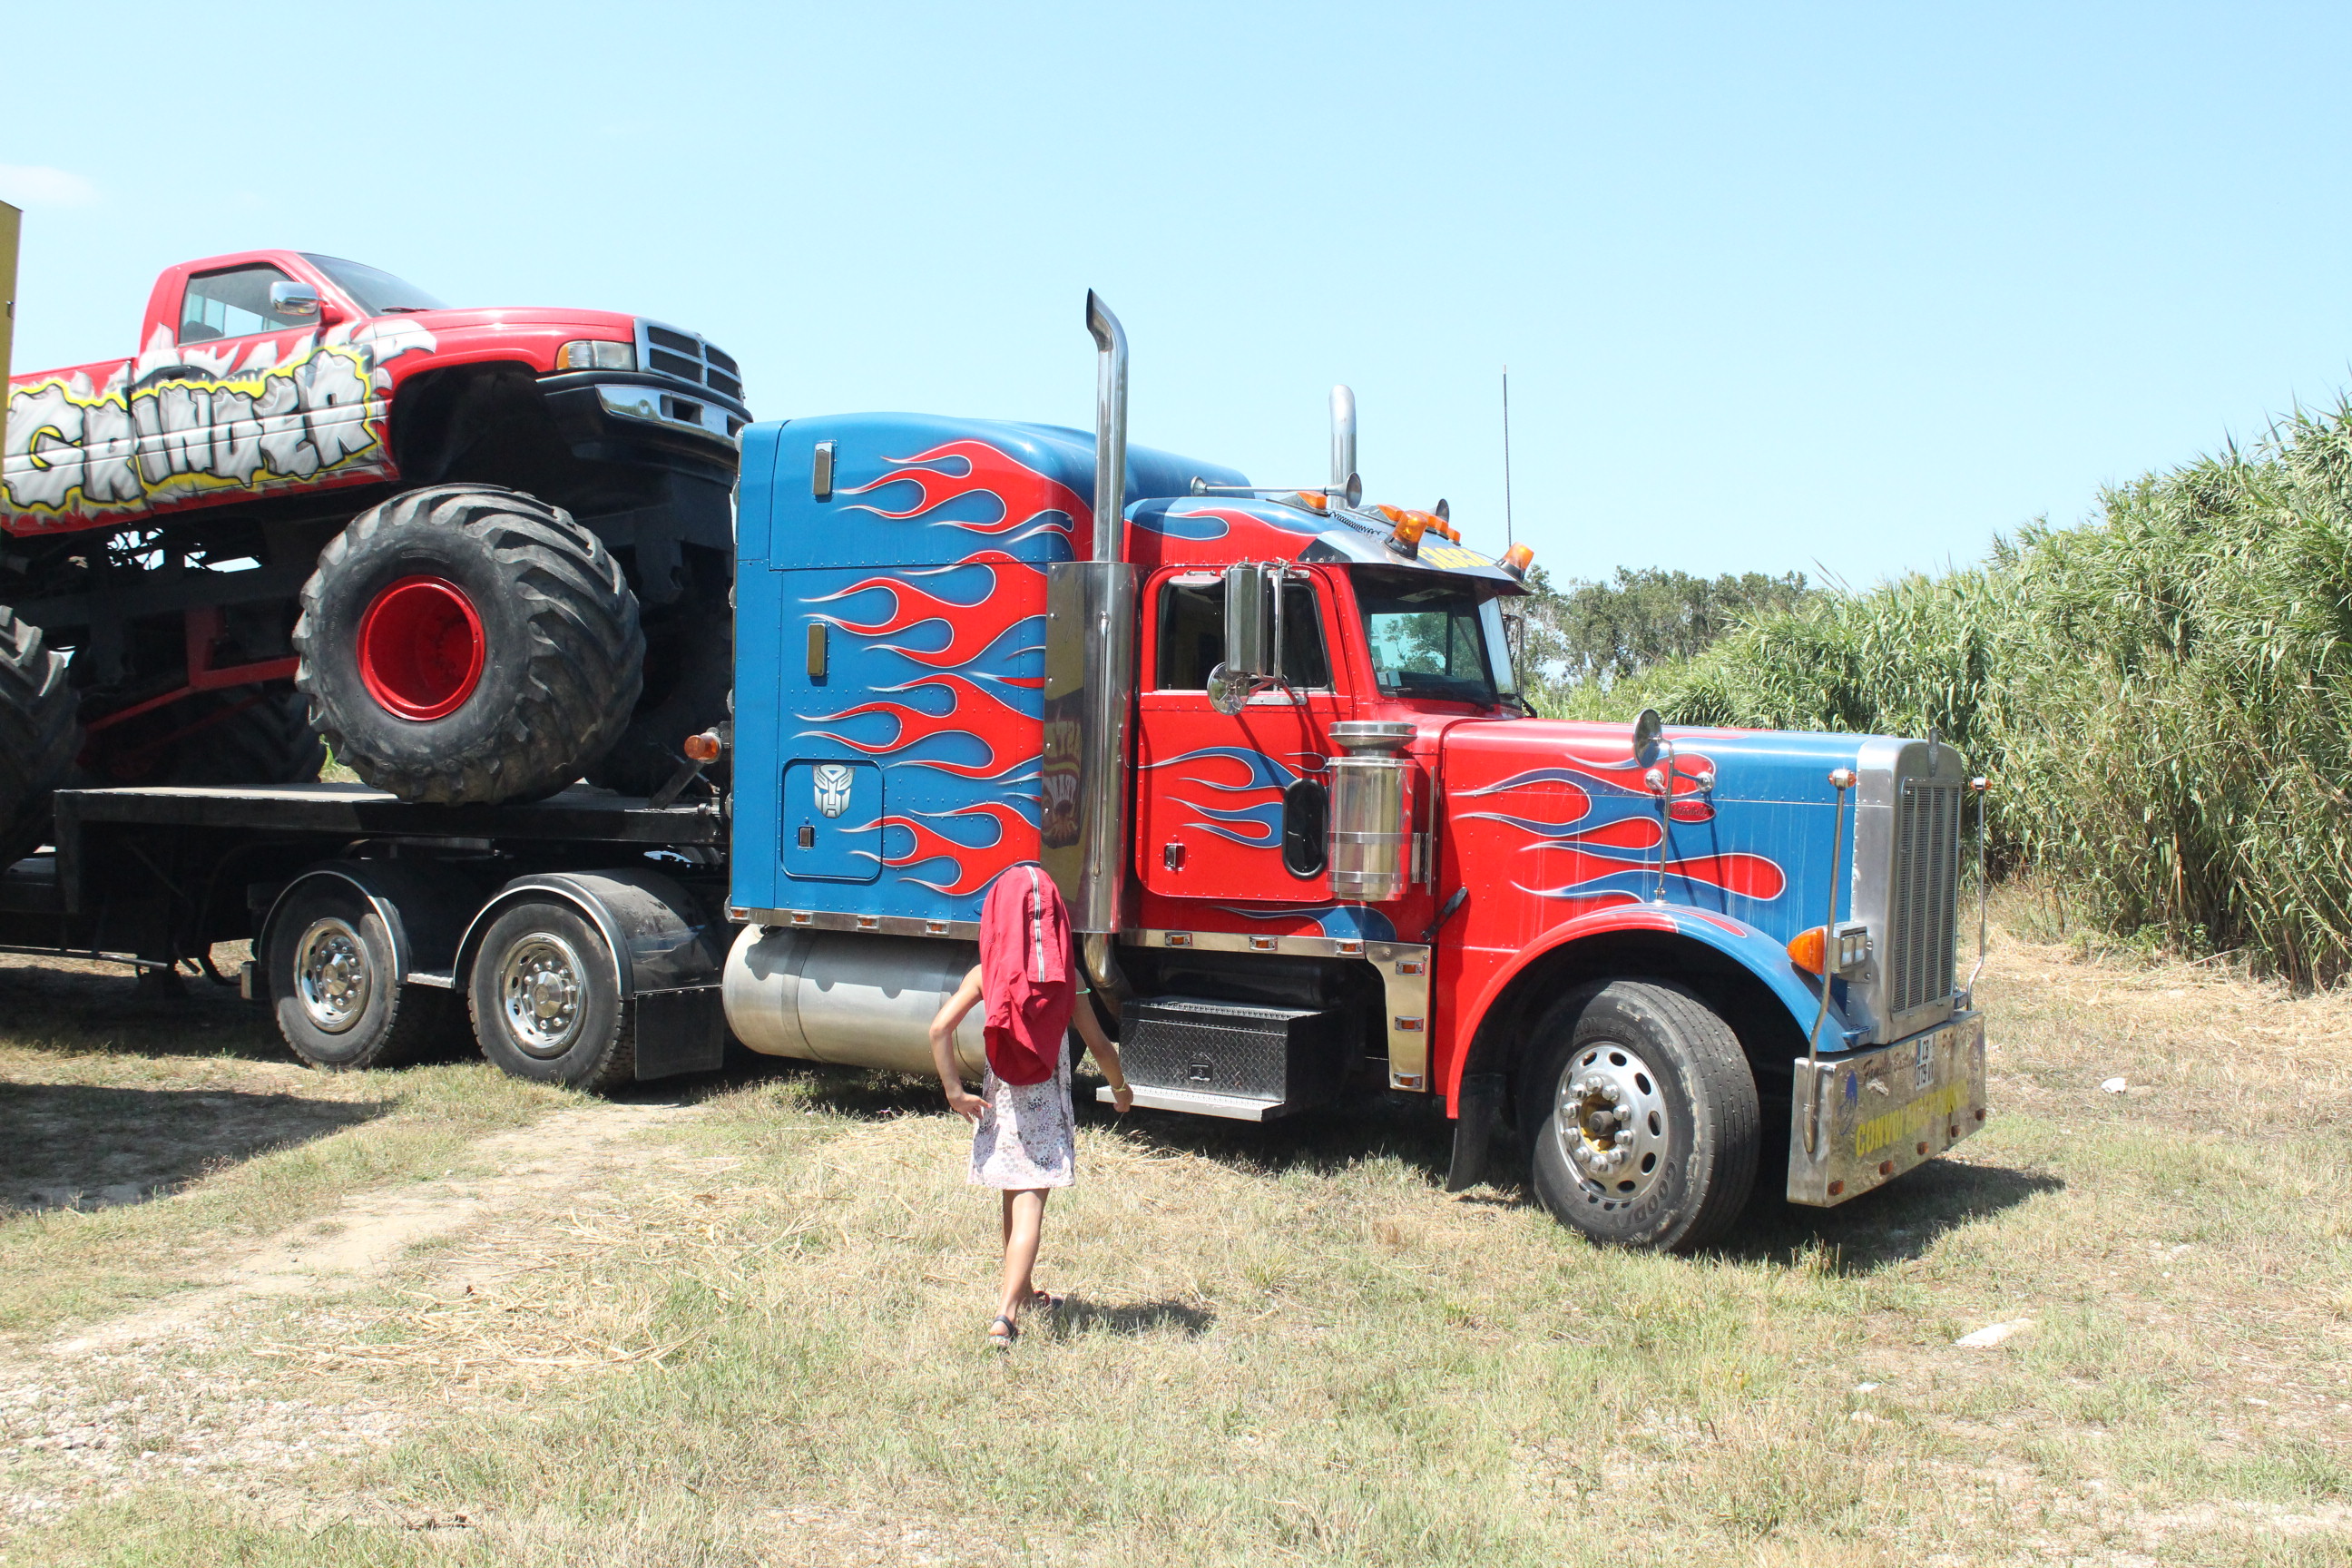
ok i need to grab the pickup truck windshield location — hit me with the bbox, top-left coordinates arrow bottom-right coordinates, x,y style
300,254 -> 447,316
1356,574 -> 1520,706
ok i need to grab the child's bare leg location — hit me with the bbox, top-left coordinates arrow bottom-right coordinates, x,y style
997,1188 -> 1048,1321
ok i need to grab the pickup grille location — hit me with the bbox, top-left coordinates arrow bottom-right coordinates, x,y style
639,321 -> 747,406
1886,778 -> 1961,1015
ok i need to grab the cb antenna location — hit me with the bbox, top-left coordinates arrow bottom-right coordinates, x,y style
1502,365 -> 1514,550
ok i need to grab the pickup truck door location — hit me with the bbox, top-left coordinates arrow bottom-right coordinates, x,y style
1133,567 -> 1348,906
130,261 -> 376,505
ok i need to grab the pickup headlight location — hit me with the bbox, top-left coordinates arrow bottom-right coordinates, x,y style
556,339 -> 636,372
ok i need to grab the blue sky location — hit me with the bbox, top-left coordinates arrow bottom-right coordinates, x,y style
8,2 -> 2352,587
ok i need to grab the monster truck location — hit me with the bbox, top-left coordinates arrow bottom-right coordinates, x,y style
0,250 -> 748,859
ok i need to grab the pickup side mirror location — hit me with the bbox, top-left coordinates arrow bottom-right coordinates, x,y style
270,280 -> 321,320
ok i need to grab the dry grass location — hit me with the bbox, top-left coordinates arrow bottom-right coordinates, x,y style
1,919 -> 2347,1565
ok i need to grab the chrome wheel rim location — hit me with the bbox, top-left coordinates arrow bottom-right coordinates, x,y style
1553,1040 -> 1671,1209
499,934 -> 585,1057
294,917 -> 370,1034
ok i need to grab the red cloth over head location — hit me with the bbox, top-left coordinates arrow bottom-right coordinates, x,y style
979,864 -> 1075,1087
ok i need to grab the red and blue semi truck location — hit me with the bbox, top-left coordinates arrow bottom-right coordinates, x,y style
0,293 -> 1986,1252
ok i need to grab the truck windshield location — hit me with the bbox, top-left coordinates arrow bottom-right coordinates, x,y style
1355,574 -> 1521,706
299,254 -> 447,316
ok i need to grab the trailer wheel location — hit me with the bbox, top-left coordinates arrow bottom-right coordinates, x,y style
266,879 -> 455,1072
467,901 -> 637,1092
293,485 -> 644,805
1522,979 -> 1759,1253
0,605 -> 82,867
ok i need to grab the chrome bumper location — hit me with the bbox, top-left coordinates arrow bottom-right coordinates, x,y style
1785,1010 -> 1986,1206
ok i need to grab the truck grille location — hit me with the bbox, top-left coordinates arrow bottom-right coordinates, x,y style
640,322 -> 746,405
1886,778 -> 1961,1015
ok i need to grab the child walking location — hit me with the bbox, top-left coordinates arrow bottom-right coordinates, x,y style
927,864 -> 1132,1348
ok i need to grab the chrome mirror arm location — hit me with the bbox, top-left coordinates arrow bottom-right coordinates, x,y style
1965,776 -> 1991,1000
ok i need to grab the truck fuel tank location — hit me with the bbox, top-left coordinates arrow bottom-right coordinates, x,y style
723,926 -> 985,1078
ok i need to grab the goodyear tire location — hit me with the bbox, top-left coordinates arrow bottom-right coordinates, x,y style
1523,979 -> 1759,1253
584,592 -> 731,797
0,605 -> 81,867
266,877 -> 456,1071
293,485 -> 644,805
467,900 -> 636,1092
83,688 -> 325,789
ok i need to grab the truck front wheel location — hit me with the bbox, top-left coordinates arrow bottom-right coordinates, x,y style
1522,979 -> 1759,1253
293,485 -> 645,805
467,901 -> 637,1092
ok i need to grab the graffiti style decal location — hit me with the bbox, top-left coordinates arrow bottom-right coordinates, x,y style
837,439 -> 1088,554
3,319 -> 435,523
1148,744 -> 1301,848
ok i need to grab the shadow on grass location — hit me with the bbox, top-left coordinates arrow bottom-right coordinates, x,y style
1720,1158 -> 2066,1271
0,1082 -> 388,1214
0,958 -> 285,1063
1046,1296 -> 1216,1339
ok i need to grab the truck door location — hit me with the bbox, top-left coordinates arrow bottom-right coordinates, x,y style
132,262 -> 373,503
1133,567 -> 1346,906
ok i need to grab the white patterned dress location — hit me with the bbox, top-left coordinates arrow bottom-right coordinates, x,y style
969,1043 -> 1075,1190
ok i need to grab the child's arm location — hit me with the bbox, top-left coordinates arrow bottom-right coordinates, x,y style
928,965 -> 987,1122
1069,964 -> 1133,1112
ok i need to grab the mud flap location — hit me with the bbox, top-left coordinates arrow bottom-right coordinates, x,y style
631,987 -> 726,1082
1446,1072 -> 1507,1192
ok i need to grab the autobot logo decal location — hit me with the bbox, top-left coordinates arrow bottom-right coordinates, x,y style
837,440 -> 1088,554
3,319 -> 435,523
812,764 -> 855,818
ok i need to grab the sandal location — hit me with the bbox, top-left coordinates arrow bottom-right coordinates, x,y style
987,1314 -> 1018,1348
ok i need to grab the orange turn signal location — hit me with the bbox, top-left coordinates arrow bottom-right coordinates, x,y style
1786,925 -> 1828,977
1290,490 -> 1329,511
682,730 -> 723,762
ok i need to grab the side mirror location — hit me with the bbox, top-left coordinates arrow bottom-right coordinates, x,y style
270,280 -> 320,319
1632,708 -> 1664,765
1222,561 -> 1269,681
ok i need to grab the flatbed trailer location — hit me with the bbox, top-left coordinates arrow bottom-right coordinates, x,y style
0,782 -> 733,1087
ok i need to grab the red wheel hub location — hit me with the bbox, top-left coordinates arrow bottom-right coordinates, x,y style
356,576 -> 486,720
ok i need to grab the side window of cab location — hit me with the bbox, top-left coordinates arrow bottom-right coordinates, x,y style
1152,575 -> 1332,691
179,264 -> 313,344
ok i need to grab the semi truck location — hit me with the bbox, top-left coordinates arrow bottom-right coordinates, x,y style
0,293 -> 1988,1253
1,250 -> 749,867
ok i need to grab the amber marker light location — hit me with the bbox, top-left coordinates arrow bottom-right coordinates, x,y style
682,730 -> 723,762
1786,925 -> 1828,976
1501,543 -> 1534,579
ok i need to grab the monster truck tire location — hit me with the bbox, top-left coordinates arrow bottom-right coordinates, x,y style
294,485 -> 644,805
82,688 -> 327,789
584,592 -> 732,797
0,606 -> 82,867
1522,979 -> 1759,1254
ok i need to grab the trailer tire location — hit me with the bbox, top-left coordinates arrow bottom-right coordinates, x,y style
1522,979 -> 1759,1253
467,901 -> 636,1092
584,592 -> 731,797
267,879 -> 456,1072
293,484 -> 644,805
0,605 -> 82,867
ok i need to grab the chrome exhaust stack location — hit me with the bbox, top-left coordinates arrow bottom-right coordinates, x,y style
1330,384 -> 1357,495
1044,293 -> 1141,995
